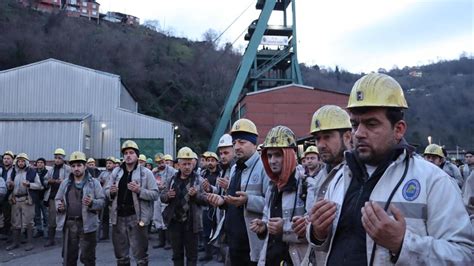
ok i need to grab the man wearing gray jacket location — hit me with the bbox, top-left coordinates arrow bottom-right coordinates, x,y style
5,153 -> 42,251
44,148 -> 71,247
55,151 -> 104,266
161,147 -> 207,266
460,151 -> 474,181
105,140 -> 159,266
208,118 -> 269,266
97,156 -> 116,240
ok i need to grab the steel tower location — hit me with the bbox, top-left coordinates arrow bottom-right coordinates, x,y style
209,0 -> 302,150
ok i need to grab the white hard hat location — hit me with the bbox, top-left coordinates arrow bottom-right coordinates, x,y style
217,134 -> 233,148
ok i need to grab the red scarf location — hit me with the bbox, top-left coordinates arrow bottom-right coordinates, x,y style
262,148 -> 297,191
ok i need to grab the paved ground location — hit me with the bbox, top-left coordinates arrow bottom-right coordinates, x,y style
0,232 -> 223,265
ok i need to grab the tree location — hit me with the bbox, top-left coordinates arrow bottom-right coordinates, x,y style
202,28 -> 220,49
143,19 -> 161,32
335,65 -> 341,81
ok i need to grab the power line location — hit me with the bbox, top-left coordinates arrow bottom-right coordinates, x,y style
231,27 -> 248,47
212,0 -> 254,45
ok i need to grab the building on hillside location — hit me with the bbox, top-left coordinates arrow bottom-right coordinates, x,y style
232,84 -> 349,149
18,1 -> 140,25
19,0 -> 100,20
0,58 -> 174,162
409,71 -> 423,78
103,11 -> 140,26
76,0 -> 100,20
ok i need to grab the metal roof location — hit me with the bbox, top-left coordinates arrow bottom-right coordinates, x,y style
0,113 -> 91,121
0,58 -> 138,102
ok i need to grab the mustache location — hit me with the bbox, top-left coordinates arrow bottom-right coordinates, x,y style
355,141 -> 370,147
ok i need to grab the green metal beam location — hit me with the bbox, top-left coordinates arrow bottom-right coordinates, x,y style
209,0 -> 304,151
291,0 -> 303,83
208,0 -> 277,150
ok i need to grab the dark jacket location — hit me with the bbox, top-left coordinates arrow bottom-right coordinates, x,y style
161,171 -> 207,233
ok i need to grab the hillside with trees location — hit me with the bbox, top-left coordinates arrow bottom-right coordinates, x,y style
1,0 -> 472,152
301,57 -> 474,150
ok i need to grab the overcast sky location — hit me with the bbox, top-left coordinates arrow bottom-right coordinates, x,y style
99,0 -> 473,73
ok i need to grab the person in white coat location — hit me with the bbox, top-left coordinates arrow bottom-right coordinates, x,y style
308,73 -> 473,265
250,125 -> 308,266
292,105 -> 353,265
423,144 -> 463,189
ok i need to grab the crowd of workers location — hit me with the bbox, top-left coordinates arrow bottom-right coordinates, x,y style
0,73 -> 472,266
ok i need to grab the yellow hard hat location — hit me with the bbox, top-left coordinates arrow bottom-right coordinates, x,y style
121,140 -> 139,153
106,156 -> 116,162
154,153 -> 164,162
347,73 -> 408,109
424,144 -> 444,158
202,151 -> 211,158
87,158 -> 95,163
114,158 -> 121,164
138,154 -> 147,162
304,146 -> 319,157
16,153 -> 29,161
70,151 -> 87,163
262,125 -> 297,149
54,148 -> 66,156
231,118 -> 258,136
163,154 -> 173,161
3,151 -> 14,158
310,105 -> 352,134
217,134 -> 233,148
192,152 -> 198,160
204,152 -> 219,161
177,147 -> 194,159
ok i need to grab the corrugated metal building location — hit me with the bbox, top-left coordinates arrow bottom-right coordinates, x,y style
233,84 -> 349,144
0,58 -> 174,161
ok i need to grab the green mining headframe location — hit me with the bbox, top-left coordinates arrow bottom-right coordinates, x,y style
209,0 -> 303,150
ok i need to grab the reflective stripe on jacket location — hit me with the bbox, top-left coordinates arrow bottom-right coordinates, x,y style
310,151 -> 473,265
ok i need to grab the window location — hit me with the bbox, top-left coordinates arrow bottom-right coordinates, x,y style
92,4 -> 96,9
92,11 -> 97,16
85,136 -> 91,150
82,8 -> 87,13
239,104 -> 247,117
82,2 -> 87,7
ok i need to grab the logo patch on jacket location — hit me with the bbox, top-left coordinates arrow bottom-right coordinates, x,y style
402,179 -> 420,201
250,175 -> 259,183
296,197 -> 305,207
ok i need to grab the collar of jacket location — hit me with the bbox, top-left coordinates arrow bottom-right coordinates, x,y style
324,161 -> 346,176
14,165 -> 29,173
67,172 -> 93,185
220,159 -> 235,171
242,151 -> 260,169
37,168 -> 48,174
345,138 -> 412,182
174,170 -> 197,182
121,161 -> 138,173
439,161 -> 446,170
